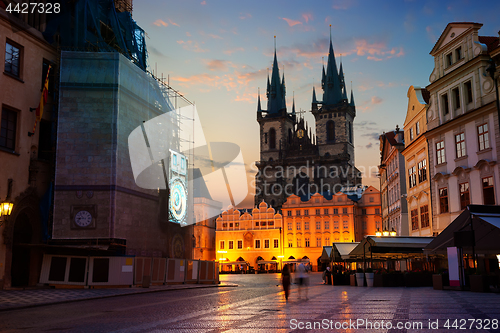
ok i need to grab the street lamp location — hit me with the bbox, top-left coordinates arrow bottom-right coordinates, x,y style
382,229 -> 389,237
0,199 -> 14,227
375,228 -> 382,237
390,228 -> 397,237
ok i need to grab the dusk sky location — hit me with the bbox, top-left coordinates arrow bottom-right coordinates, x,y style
133,0 -> 500,208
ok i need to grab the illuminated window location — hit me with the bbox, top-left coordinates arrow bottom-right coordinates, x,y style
418,159 -> 427,183
408,166 -> 417,188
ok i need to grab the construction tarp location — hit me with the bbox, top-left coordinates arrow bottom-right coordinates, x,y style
331,242 -> 360,261
425,205 -> 500,255
350,236 -> 434,259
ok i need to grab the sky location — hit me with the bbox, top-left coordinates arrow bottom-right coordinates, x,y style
132,0 -> 500,209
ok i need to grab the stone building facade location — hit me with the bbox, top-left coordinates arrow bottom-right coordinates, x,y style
425,22 -> 500,233
379,128 -> 409,236
255,37 -> 361,210
0,2 -> 58,289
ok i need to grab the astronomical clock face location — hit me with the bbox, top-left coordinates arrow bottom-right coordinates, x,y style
297,129 -> 305,139
74,210 -> 92,227
169,178 -> 187,223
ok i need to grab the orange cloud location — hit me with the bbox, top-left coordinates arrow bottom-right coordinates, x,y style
282,17 -> 302,27
200,0 -> 206,4
204,59 -> 231,72
169,19 -> 180,27
153,19 -> 168,27
302,13 -> 313,23
176,40 -> 209,53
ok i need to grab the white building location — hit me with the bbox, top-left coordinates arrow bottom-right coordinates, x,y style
426,22 -> 500,233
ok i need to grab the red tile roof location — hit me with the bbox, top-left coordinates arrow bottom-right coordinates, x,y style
478,36 -> 500,53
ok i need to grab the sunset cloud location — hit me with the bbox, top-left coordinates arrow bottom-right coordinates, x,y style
153,19 -> 168,27
281,17 -> 302,27
224,47 -> 244,55
205,59 -> 231,72
176,40 -> 209,53
169,19 -> 180,27
302,13 -> 313,23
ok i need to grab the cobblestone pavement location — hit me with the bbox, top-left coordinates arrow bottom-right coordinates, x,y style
0,273 -> 499,332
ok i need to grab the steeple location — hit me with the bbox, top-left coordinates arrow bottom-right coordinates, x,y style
312,86 -> 318,104
322,26 -> 343,106
350,88 -> 355,106
266,37 -> 286,114
339,62 -> 347,101
257,88 -> 262,112
292,93 -> 296,115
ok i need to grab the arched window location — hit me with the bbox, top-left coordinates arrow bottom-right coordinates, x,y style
288,128 -> 292,144
326,121 -> 335,142
269,128 -> 276,149
348,122 -> 353,143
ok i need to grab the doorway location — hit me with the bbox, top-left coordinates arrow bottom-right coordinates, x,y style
11,212 -> 32,287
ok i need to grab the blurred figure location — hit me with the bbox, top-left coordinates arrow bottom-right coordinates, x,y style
296,262 -> 309,299
325,266 -> 332,285
281,264 -> 291,301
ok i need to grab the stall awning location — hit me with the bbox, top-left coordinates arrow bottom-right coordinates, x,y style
425,205 -> 500,255
320,246 -> 332,261
284,259 -> 310,263
220,261 -> 248,265
257,260 -> 278,264
350,236 -> 434,259
331,242 -> 360,261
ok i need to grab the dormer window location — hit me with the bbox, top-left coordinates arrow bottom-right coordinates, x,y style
455,47 -> 462,61
446,53 -> 453,67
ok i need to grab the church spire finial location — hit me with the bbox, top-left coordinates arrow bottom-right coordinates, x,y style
322,25 -> 342,106
266,36 -> 286,114
257,87 -> 262,112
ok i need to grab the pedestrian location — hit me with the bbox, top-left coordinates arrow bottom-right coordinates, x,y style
325,266 -> 332,285
281,264 -> 291,301
296,262 -> 309,299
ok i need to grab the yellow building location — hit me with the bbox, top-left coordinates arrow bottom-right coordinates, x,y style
402,86 -> 434,236
216,202 -> 283,272
281,187 -> 381,271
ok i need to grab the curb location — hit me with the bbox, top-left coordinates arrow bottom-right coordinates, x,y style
0,283 -> 238,312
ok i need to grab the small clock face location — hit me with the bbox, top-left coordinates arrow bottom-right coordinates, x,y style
74,210 -> 93,227
297,129 -> 305,138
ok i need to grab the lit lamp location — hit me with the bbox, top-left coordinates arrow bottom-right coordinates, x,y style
375,228 -> 382,237
390,228 -> 397,237
382,229 -> 389,236
0,199 -> 14,227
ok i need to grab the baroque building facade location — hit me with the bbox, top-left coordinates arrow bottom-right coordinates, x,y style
379,127 -> 409,236
425,22 -> 500,234
254,37 -> 361,210
402,86 -> 433,236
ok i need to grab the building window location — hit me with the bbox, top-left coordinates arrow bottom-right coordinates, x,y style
465,81 -> 473,104
287,210 -> 292,216
324,221 -> 330,230
0,108 -> 17,150
343,221 -> 348,229
274,239 -> 279,248
362,209 -> 367,215
420,205 -> 429,228
229,223 -> 233,228
416,121 -> 420,135
5,42 -> 21,77
325,237 -> 330,245
376,220 -> 381,230
222,223 -> 227,228
316,221 -> 321,229
297,238 -> 301,247
269,128 -> 276,149
332,208 -> 337,215
455,133 -> 466,158
483,176 -> 495,205
235,222 -> 239,227
325,208 -> 330,215
418,159 -> 427,183
304,221 -> 309,230
220,241 -> 225,249
455,46 -> 462,61
261,222 -> 267,226
408,166 -> 417,188
477,123 -> 490,151
362,220 -> 367,230
255,222 -> 259,227
334,221 -> 339,229
460,182 -> 470,210
446,53 -> 453,67
442,93 -> 449,115
305,238 -> 310,247
229,241 -> 234,250
370,196 -> 374,202
296,210 -> 301,216
288,222 -> 292,231
315,209 -> 320,215
375,208 -> 380,215
304,210 -> 309,216
436,140 -> 446,164
264,133 -> 268,144
288,239 -> 293,247
411,209 -> 419,231
237,240 -> 242,249
439,188 -> 449,213
296,222 -> 301,230
264,239 -> 270,248
326,121 -> 335,142
410,127 -> 414,141
255,240 -> 261,248
343,208 -> 347,214
316,237 -> 321,247
452,87 -> 460,110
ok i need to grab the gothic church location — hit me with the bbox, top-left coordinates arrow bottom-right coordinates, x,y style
255,36 -> 361,209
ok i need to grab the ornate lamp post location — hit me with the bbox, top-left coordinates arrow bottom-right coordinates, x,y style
0,199 -> 13,227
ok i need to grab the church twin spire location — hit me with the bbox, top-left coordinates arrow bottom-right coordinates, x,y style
261,37 -> 287,115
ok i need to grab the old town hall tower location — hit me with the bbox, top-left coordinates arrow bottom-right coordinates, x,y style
255,36 -> 361,209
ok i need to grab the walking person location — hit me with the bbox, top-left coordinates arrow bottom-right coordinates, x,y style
325,266 -> 332,285
281,264 -> 291,301
296,262 -> 309,299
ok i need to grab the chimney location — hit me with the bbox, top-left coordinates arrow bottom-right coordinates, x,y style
395,125 -> 404,144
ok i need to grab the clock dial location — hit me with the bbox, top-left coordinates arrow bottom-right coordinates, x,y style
74,210 -> 93,227
169,179 -> 187,223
